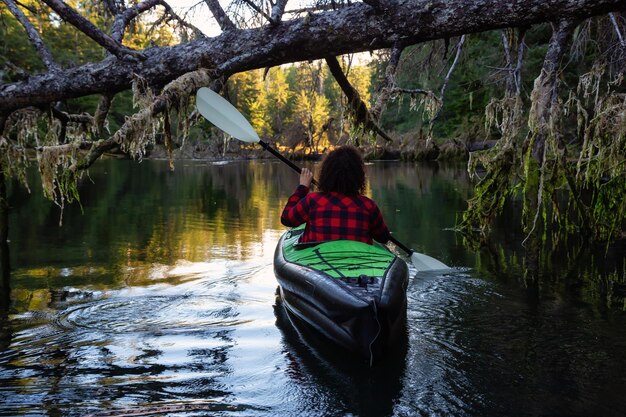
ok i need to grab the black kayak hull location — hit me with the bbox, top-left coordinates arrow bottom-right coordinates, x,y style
273,230 -> 409,364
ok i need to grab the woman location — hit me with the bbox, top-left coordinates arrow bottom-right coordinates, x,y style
281,145 -> 390,245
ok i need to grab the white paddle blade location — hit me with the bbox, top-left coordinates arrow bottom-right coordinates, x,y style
196,87 -> 260,143
410,251 -> 450,273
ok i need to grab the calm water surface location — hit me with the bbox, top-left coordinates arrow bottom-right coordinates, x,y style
1,159 -> 625,416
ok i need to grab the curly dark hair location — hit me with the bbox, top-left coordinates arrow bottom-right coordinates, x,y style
318,145 -> 365,195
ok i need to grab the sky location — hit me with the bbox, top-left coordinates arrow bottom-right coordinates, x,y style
167,0 -> 220,36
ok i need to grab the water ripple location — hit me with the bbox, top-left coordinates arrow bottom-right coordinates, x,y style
54,295 -> 245,333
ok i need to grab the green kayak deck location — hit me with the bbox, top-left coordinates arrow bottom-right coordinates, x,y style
281,225 -> 395,279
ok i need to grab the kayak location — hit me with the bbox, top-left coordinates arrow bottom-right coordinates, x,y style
273,224 -> 409,365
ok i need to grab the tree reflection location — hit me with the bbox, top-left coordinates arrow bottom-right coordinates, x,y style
5,158 -> 626,314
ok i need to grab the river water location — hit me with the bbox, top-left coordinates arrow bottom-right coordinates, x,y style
1,159 -> 625,416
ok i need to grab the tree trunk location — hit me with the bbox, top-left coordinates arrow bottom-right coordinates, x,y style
0,0 -> 623,113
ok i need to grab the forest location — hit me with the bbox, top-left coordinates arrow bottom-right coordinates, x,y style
1,0 -> 625,249
1,3 -> 626,415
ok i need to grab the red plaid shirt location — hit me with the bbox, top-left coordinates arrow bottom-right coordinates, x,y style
281,185 -> 391,244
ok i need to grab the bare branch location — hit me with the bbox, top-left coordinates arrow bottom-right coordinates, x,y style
159,1 -> 206,38
240,0 -> 274,25
325,55 -> 392,142
1,60 -> 30,81
501,29 -> 519,94
413,34 -> 464,129
378,35 -> 464,126
203,0 -> 236,31
2,0 -> 59,71
514,28 -> 527,95
500,28 -> 527,95
609,12 -> 626,47
439,34 -> 465,98
110,0 -> 162,42
49,106 -> 94,144
40,0 -> 143,60
50,107 -> 93,124
270,0 -> 289,24
501,30 -> 513,71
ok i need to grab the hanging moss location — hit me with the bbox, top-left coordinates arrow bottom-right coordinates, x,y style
0,108 -> 42,193
459,94 -> 524,236
0,137 -> 30,193
0,67 -> 214,218
462,56 -> 625,245
117,69 -> 213,160
37,144 -> 82,213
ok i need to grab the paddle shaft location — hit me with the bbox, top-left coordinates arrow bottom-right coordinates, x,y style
259,140 -> 318,186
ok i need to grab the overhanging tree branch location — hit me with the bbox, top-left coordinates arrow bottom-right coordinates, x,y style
325,55 -> 392,142
284,4 -> 343,15
1,0 -> 625,113
71,68 -> 215,171
94,94 -> 113,134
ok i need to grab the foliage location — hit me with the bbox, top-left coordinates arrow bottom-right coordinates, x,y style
1,1 -> 624,246
458,18 -> 626,244
230,70 -> 272,137
224,59 -> 373,152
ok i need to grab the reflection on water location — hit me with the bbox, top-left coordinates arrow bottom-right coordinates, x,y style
2,258 -> 279,416
273,298 -> 407,417
1,159 -> 626,416
405,270 -> 626,417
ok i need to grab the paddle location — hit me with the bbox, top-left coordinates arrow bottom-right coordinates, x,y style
196,87 -> 317,186
195,87 -> 449,272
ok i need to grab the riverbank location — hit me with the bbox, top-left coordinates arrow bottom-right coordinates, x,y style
143,133 -> 487,163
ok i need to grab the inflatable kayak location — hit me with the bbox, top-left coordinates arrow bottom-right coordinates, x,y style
274,224 -> 409,365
